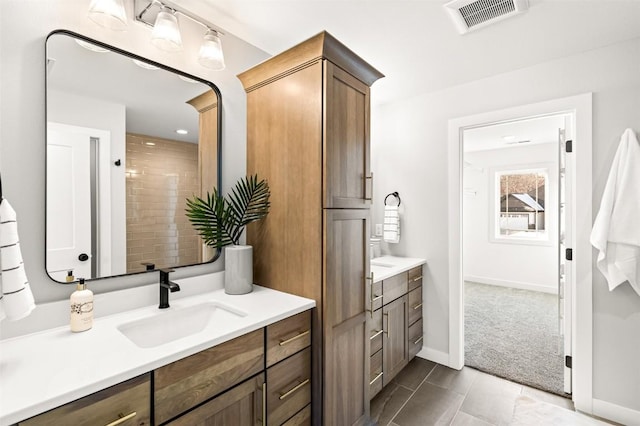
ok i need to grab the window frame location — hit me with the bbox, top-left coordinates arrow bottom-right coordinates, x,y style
489,165 -> 552,246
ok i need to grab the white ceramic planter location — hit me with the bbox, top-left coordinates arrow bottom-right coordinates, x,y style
224,245 -> 253,294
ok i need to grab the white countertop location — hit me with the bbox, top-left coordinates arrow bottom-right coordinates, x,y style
370,256 -> 427,282
0,278 -> 315,425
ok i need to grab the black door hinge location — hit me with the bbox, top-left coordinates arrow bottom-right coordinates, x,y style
566,248 -> 573,261
565,355 -> 572,368
566,140 -> 573,153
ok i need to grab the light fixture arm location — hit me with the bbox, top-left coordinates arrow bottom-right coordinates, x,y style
134,0 -> 224,36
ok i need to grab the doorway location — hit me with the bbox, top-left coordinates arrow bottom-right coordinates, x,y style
461,114 -> 570,395
446,93 -> 594,412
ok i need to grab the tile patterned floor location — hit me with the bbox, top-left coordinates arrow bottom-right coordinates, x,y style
371,358 -> 616,426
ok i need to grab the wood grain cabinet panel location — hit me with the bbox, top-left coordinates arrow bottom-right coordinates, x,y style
154,329 -> 264,424
408,318 -> 424,360
369,349 -> 383,399
408,266 -> 423,292
382,272 -> 408,305
240,31 -> 383,426
370,307 -> 383,355
382,295 -> 409,386
267,310 -> 312,367
166,373 -> 265,426
19,374 -> 151,426
267,347 -> 312,425
408,287 -> 423,326
282,404 -> 311,426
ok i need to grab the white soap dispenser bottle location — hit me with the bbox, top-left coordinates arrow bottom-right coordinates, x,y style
70,278 -> 94,332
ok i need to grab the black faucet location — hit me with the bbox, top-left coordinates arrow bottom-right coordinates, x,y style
159,268 -> 180,309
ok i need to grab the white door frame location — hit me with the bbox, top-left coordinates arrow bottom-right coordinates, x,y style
447,93 -> 593,413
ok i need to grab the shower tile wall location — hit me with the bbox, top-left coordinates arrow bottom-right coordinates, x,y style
126,134 -> 200,273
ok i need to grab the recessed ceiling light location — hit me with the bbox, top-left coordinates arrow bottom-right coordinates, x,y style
133,59 -> 159,70
176,129 -> 188,135
502,135 -> 516,142
144,141 -> 156,146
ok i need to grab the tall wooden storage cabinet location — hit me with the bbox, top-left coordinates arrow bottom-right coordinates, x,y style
238,32 -> 383,426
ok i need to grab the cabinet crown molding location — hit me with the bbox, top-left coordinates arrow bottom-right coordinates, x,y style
238,31 -> 384,91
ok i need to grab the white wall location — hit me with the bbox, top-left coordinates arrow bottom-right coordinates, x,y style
48,90 -> 127,275
0,0 -> 269,309
463,143 -> 558,294
371,37 -> 640,413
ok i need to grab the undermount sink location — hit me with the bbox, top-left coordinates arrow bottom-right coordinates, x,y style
371,261 -> 395,268
117,302 -> 247,348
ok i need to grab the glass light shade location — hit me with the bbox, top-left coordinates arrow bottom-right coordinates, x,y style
198,30 -> 226,70
151,8 -> 182,52
87,0 -> 127,31
132,59 -> 159,70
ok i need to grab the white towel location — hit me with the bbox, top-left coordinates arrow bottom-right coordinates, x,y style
0,198 -> 36,321
590,128 -> 640,296
383,205 -> 400,243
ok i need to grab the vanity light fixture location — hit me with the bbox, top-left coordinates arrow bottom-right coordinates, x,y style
132,58 -> 160,70
133,0 -> 226,70
75,39 -> 111,53
198,30 -> 225,70
151,6 -> 183,52
87,0 -> 128,31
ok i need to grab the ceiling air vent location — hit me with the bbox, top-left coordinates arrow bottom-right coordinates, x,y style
444,0 -> 529,34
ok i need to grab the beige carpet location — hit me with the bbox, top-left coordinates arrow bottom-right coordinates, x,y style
512,396 -> 609,425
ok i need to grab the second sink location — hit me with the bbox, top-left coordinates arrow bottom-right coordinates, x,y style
117,302 -> 247,348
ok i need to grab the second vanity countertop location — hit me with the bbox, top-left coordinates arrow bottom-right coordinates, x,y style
0,276 -> 315,425
370,255 -> 427,282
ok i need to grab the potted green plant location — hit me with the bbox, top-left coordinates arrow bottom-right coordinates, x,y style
185,175 -> 270,294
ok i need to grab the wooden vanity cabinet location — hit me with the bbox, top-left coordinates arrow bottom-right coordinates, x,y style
19,373 -> 151,426
368,265 -> 424,399
239,31 -> 383,426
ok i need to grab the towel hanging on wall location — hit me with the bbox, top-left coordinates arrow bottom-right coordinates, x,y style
383,192 -> 401,244
590,128 -> 640,296
0,196 -> 36,321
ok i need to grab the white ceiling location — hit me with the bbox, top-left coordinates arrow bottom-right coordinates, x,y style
178,0 -> 640,106
463,114 -> 566,152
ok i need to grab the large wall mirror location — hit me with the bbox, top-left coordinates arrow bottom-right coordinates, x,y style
45,30 -> 221,283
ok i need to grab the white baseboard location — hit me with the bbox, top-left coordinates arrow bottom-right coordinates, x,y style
592,398 -> 640,426
416,346 -> 451,367
464,275 -> 558,294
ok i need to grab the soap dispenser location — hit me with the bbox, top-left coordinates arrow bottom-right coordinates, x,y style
70,278 -> 94,332
65,270 -> 74,283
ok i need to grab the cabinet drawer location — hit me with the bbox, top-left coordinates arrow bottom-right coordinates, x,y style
408,318 -> 423,360
370,307 -> 383,354
20,374 -> 150,426
267,347 -> 312,426
382,272 -> 408,305
166,373 -> 265,425
155,329 -> 264,424
408,266 -> 423,292
267,310 -> 311,367
370,279 -> 383,312
369,349 -> 383,399
408,287 -> 423,326
282,404 -> 311,426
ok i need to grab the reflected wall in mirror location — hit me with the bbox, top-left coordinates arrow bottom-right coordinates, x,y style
46,30 -> 221,283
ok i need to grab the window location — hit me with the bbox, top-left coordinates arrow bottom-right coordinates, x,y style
495,169 -> 548,241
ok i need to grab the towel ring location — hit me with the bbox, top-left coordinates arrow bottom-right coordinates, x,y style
384,192 -> 401,206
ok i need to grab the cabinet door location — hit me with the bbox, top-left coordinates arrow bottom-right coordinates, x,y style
383,295 -> 409,385
166,374 -> 265,426
324,209 -> 370,425
19,374 -> 150,426
323,61 -> 372,209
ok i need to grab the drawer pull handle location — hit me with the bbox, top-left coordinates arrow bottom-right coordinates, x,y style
383,312 -> 390,337
412,303 -> 423,310
105,412 -> 136,426
366,272 -> 376,318
369,371 -> 383,385
364,173 -> 374,201
412,276 -> 423,282
262,382 -> 267,423
279,378 -> 310,400
279,330 -> 310,346
414,336 -> 424,345
370,329 -> 383,340
371,295 -> 383,303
